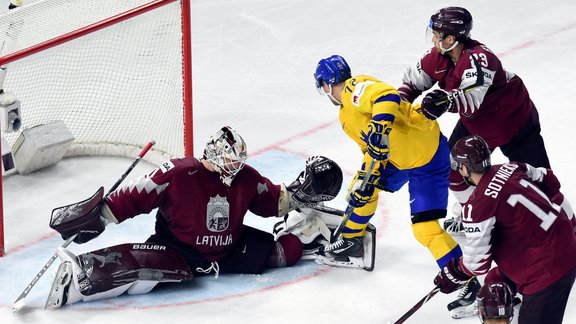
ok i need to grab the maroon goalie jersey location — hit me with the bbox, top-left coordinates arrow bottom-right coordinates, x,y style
399,39 -> 533,148
105,157 -> 281,261
458,163 -> 576,294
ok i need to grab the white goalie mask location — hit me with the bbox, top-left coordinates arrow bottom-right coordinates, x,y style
203,126 -> 247,186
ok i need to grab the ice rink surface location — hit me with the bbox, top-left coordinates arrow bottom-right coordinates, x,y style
1,0 -> 576,323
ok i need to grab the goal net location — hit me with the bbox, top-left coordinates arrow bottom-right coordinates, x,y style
0,0 -> 192,255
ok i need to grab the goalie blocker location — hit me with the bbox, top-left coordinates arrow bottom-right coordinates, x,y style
49,187 -> 109,244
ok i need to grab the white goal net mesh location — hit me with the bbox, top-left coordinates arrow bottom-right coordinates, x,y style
0,0 -> 190,165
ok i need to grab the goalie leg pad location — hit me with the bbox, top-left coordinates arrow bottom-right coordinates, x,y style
273,206 -> 345,259
315,223 -> 376,271
47,243 -> 193,307
78,243 -> 192,296
45,261 -> 74,309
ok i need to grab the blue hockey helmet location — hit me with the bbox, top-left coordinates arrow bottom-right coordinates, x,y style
314,55 -> 351,91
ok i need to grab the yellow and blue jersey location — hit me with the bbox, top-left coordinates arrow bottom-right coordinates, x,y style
339,75 -> 440,171
337,75 -> 461,268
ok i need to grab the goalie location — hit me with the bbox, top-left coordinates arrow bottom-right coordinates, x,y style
45,126 -> 345,308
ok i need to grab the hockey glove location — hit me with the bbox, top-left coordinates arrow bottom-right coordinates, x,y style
286,156 -> 343,209
434,258 -> 473,294
421,89 -> 454,120
347,171 -> 376,208
49,187 -> 109,244
362,120 -> 391,161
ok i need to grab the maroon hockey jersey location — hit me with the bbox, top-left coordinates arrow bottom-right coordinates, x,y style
399,39 -> 533,148
105,157 -> 281,261
458,163 -> 576,294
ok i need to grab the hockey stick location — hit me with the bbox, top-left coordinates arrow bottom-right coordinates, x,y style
11,140 -> 156,313
312,204 -> 344,216
329,124 -> 392,241
393,286 -> 440,324
330,158 -> 379,241
105,140 -> 156,196
417,55 -> 484,115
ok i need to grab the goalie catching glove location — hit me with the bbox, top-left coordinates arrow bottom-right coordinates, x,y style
283,156 -> 343,211
49,187 -> 114,244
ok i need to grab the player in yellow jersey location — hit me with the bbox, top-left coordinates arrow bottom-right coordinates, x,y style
313,55 -> 463,271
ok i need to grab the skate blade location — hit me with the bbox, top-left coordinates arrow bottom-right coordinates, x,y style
450,303 -> 477,319
315,255 -> 367,270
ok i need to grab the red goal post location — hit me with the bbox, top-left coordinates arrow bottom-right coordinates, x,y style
0,0 -> 193,256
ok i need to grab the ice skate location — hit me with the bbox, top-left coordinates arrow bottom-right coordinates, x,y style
447,277 -> 481,319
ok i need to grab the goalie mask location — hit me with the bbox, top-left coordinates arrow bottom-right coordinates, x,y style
203,126 -> 247,186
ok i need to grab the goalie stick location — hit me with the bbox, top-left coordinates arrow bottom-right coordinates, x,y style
11,140 -> 155,313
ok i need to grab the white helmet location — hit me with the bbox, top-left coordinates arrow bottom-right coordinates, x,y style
203,126 -> 247,186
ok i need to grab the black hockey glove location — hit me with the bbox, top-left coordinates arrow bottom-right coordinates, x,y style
421,89 -> 454,120
287,156 -> 343,208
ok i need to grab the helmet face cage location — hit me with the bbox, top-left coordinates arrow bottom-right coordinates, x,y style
477,282 -> 514,322
204,126 -> 247,186
314,55 -> 351,91
450,135 -> 491,173
429,6 -> 473,42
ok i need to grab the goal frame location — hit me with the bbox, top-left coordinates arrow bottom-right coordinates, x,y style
0,0 -> 193,256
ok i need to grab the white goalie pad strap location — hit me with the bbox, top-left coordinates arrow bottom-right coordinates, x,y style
274,212 -> 331,245
301,206 -> 344,228
274,205 -> 345,243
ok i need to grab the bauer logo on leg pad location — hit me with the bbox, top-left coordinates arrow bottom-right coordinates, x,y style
132,244 -> 167,250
